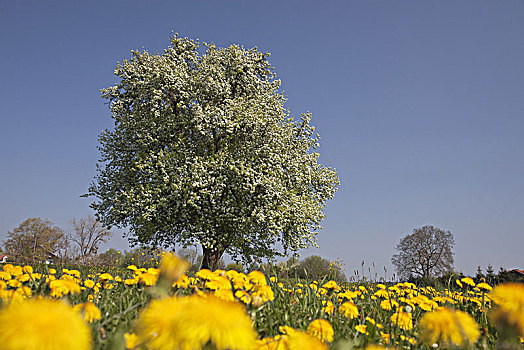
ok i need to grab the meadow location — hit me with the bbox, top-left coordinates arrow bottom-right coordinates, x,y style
0,253 -> 522,349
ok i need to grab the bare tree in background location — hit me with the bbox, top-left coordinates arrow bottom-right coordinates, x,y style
69,216 -> 112,259
391,225 -> 455,280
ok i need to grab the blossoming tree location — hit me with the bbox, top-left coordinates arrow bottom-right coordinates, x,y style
87,34 -> 339,269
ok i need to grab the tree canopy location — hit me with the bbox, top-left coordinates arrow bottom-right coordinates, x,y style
87,34 -> 339,269
3,218 -> 65,264
391,225 -> 455,280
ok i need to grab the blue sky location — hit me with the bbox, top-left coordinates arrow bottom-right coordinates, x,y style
1,1 -> 523,277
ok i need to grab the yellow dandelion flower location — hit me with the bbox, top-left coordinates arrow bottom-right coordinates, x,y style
279,327 -> 328,350
355,324 -> 368,335
322,280 -> 338,290
138,272 -> 158,286
214,288 -> 235,302
196,268 -> 215,280
235,290 -> 252,304
16,286 -> 32,299
419,307 -> 480,346
205,275 -> 232,290
49,279 -> 81,298
399,334 -> 415,344
68,269 -> 81,278
84,279 -> 95,288
74,302 -> 101,323
366,346 -> 392,350
248,270 -> 267,286
2,264 -> 14,273
461,277 -> 475,287
321,300 -> 335,315
0,271 -> 11,280
254,284 -> 275,302
390,310 -> 413,330
230,273 -> 250,290
307,319 -> 334,343
476,282 -> 492,291
257,335 -> 287,350
125,332 -> 139,349
338,290 -> 359,300
366,316 -> 382,328
339,301 -> 359,319
490,283 -> 524,336
455,279 -> 463,288
373,289 -> 389,298
136,294 -> 257,350
8,279 -> 21,288
22,265 -> 33,274
9,266 -> 23,277
287,330 -> 328,350
0,298 -> 91,350
173,274 -> 190,289
99,273 -> 113,281
17,273 -> 30,282
125,277 -> 139,285
158,252 -> 189,283
380,331 -> 391,344
380,298 -> 398,311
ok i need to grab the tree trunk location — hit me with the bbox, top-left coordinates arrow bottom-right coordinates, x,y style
201,245 -> 225,271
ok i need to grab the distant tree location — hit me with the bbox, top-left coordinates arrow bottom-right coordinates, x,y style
68,215 -> 112,259
4,218 -> 65,264
225,262 -> 245,272
392,225 -> 455,280
86,33 -> 339,270
293,255 -> 346,283
176,247 -> 202,273
120,247 -> 159,268
94,248 -> 123,267
486,264 -> 495,284
475,265 -> 485,283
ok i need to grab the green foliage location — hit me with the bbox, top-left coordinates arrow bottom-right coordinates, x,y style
87,33 -> 339,269
3,218 -> 65,264
225,262 -> 245,273
292,255 -> 346,284
260,255 -> 346,283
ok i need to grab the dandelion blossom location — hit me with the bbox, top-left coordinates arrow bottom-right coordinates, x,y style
390,310 -> 413,330
74,302 -> 102,323
158,252 -> 189,283
136,294 -> 256,350
278,327 -> 327,350
287,330 -> 327,350
461,277 -> 475,287
490,283 -> 524,336
0,298 -> 91,350
419,307 -> 480,346
355,324 -> 368,335
307,319 -> 334,343
339,301 -> 359,319
124,333 -> 139,349
49,278 -> 81,298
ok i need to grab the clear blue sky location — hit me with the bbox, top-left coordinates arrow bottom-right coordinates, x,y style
1,1 -> 523,277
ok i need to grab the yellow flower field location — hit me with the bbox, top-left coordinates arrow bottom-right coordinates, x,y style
0,253 -> 523,349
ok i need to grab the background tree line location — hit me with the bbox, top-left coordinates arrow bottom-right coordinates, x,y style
2,216 -> 111,265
